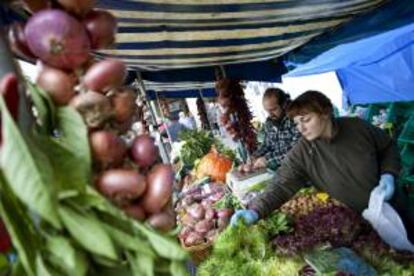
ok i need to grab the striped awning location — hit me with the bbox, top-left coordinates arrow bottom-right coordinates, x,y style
96,0 -> 388,71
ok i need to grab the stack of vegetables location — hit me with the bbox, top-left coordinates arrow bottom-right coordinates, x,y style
199,188 -> 414,275
1,1 -> 187,275
175,183 -> 234,256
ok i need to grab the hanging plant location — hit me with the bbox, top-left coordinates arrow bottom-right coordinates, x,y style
216,79 -> 257,153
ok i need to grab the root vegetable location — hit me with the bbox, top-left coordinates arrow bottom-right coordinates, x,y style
57,0 -> 95,17
69,91 -> 112,128
181,213 -> 196,227
122,203 -> 146,221
89,130 -> 127,167
8,22 -> 36,61
36,66 -> 76,105
130,135 -> 158,168
97,169 -> 147,205
25,9 -> 90,70
110,88 -> 136,123
142,164 -> 174,214
83,59 -> 126,93
187,204 -> 205,220
184,232 -> 204,247
147,211 -> 176,232
204,208 -> 216,220
194,219 -> 214,234
83,9 -> 117,49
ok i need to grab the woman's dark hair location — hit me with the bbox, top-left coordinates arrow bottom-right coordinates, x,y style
287,90 -> 333,118
263,88 -> 291,107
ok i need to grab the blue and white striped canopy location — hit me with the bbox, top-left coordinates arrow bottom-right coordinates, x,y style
96,0 -> 387,71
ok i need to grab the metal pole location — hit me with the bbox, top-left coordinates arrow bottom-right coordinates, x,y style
0,26 -> 33,132
198,88 -> 213,131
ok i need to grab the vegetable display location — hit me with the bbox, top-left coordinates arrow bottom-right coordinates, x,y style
2,1 -> 187,275
175,183 -> 233,248
196,147 -> 232,183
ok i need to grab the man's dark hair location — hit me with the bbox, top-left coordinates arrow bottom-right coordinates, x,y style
263,88 -> 291,107
287,90 -> 333,118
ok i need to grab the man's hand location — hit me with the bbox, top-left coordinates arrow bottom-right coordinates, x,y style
238,159 -> 253,173
253,156 -> 267,169
378,173 -> 395,201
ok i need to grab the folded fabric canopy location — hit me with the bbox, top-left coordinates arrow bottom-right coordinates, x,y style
96,0 -> 387,71
285,22 -> 414,106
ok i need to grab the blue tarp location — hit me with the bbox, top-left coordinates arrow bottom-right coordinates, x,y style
285,0 -> 414,66
285,23 -> 414,106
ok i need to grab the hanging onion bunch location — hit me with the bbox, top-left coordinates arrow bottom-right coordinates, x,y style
7,0 -> 177,232
216,79 -> 257,153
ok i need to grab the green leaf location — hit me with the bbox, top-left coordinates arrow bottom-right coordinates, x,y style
46,235 -> 87,276
27,81 -> 57,128
55,107 -> 90,166
134,223 -> 188,261
170,261 -> 188,276
36,255 -> 53,276
58,205 -> 118,260
0,97 -> 61,228
11,261 -> 25,276
0,173 -> 39,276
104,224 -> 155,257
36,106 -> 91,192
127,252 -> 154,276
26,81 -> 51,132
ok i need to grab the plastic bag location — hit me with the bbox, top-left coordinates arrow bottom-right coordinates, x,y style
362,186 -> 414,252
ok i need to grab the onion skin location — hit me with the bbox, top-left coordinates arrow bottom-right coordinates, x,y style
57,0 -> 95,17
25,9 -> 91,70
111,88 -> 136,123
8,22 -> 36,61
130,135 -> 158,168
69,91 -> 112,128
142,164 -> 174,214
83,59 -> 126,93
89,130 -> 127,167
147,211 -> 176,232
83,9 -> 117,49
123,203 -> 146,221
36,66 -> 76,105
97,169 -> 147,205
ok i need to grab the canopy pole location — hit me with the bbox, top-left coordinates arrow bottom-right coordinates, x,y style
198,89 -> 213,131
154,91 -> 172,163
135,72 -> 170,164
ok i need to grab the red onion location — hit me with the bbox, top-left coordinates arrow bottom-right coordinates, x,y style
89,130 -> 127,167
69,91 -> 112,128
57,0 -> 95,17
110,88 -> 136,123
194,219 -> 214,234
204,208 -> 216,220
184,232 -> 203,247
25,10 -> 90,70
97,169 -> 147,205
141,164 -> 174,214
83,9 -> 117,49
187,203 -> 205,220
36,66 -> 76,106
130,135 -> 158,168
7,22 -> 36,61
147,211 -> 176,232
123,203 -> 146,221
83,59 -> 126,93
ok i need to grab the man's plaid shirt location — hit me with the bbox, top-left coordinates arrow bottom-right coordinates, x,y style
253,116 -> 301,170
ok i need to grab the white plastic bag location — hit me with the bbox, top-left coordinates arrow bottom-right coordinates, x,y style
362,186 -> 414,252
